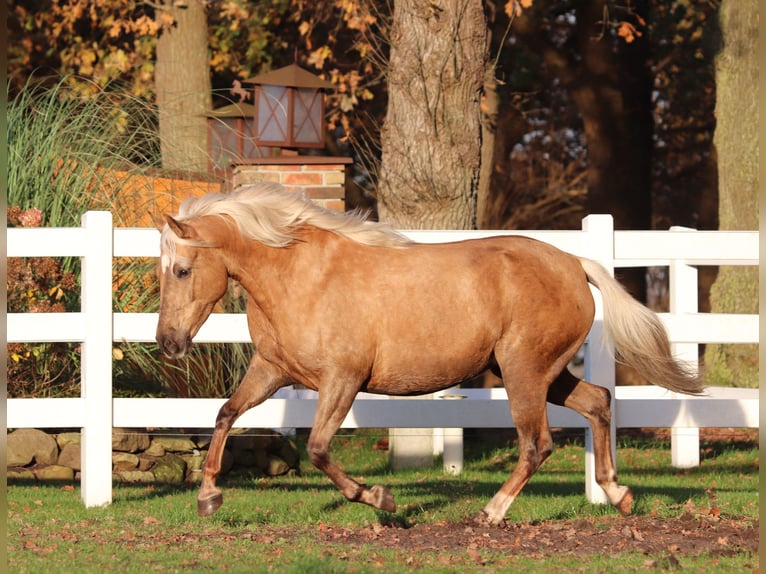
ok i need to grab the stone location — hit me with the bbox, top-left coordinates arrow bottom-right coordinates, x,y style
112,452 -> 140,467
34,465 -> 75,481
58,443 -> 82,471
229,430 -> 275,453
185,471 -> 203,484
252,449 -> 270,471
195,436 -> 212,450
8,428 -> 59,467
265,455 -> 290,477
232,449 -> 260,468
220,448 -> 234,475
182,451 -> 206,483
152,453 -> 186,484
144,441 -> 166,457
152,436 -> 197,453
56,432 -> 81,448
112,428 -> 150,453
253,432 -> 278,451
137,456 -> 154,472
180,451 -> 205,472
114,461 -> 138,472
277,439 -> 300,469
115,470 -> 155,483
7,468 -> 36,480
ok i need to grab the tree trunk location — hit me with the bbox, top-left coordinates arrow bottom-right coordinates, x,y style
155,0 -> 212,174
377,0 -> 488,229
570,0 -> 653,301
703,0 -> 759,388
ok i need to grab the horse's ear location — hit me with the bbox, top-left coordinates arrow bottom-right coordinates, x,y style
149,212 -> 165,231
164,215 -> 198,240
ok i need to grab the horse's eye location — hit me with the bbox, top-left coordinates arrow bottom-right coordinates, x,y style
175,267 -> 191,279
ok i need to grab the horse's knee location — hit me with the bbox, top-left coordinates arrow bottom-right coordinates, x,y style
518,433 -> 552,471
214,402 -> 239,429
586,386 -> 612,427
306,444 -> 328,469
538,434 -> 553,463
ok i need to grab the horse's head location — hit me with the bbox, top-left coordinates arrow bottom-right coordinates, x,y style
156,215 -> 230,359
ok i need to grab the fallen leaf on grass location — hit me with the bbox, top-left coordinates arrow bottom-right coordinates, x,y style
467,546 -> 487,565
619,525 -> 646,543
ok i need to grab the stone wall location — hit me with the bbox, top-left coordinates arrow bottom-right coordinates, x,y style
7,428 -> 300,484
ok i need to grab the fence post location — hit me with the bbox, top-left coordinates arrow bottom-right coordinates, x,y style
581,215 -> 616,505
389,395 -> 435,471
80,211 -> 114,507
668,227 -> 700,468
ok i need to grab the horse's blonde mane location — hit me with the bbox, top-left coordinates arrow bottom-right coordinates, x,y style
160,182 -> 410,271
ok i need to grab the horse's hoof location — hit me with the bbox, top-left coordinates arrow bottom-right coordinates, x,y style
197,492 -> 223,517
615,487 -> 634,516
370,485 -> 396,513
472,510 -> 493,526
473,510 -> 506,527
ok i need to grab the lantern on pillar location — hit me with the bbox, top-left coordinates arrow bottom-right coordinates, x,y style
206,102 -> 261,172
245,63 -> 335,151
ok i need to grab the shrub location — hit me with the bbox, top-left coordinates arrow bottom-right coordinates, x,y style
7,206 -> 81,396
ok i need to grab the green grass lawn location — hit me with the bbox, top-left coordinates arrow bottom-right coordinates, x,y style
7,429 -> 758,573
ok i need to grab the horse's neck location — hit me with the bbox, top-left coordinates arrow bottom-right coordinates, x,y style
228,227 -> 334,304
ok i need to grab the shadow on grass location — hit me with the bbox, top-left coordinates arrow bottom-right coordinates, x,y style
204,474 -> 753,527
9,471 -> 753,530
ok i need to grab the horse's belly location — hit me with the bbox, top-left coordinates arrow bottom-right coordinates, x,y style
364,373 -> 481,396
364,339 -> 492,396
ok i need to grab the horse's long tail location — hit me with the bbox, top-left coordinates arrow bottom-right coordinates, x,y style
578,258 -> 705,395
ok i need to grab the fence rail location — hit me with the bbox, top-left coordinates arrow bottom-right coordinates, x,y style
7,212 -> 759,509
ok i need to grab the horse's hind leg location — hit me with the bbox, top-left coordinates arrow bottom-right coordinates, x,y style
307,386 -> 396,513
198,354 -> 288,517
547,369 -> 633,515
477,370 -> 554,525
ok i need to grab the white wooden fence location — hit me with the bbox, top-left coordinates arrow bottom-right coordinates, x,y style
7,212 -> 759,509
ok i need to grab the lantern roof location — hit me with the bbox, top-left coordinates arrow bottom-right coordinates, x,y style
244,63 -> 335,90
206,102 -> 255,118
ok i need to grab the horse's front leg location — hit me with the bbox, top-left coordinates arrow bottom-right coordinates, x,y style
198,354 -> 288,516
307,387 -> 396,513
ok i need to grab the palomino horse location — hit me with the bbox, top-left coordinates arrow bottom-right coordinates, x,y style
155,182 -> 703,525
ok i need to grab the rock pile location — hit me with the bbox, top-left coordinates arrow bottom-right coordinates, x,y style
7,427 -> 301,484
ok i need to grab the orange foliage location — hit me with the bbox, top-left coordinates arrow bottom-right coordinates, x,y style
94,170 -> 221,227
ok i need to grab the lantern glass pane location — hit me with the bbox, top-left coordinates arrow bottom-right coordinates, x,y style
257,85 -> 288,142
293,89 -> 322,144
209,118 -> 241,169
242,119 -> 260,157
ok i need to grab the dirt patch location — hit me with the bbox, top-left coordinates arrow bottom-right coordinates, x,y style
311,427 -> 759,561
312,512 -> 758,561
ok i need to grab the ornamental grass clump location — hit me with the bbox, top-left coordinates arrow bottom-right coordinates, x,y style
8,76 -> 251,399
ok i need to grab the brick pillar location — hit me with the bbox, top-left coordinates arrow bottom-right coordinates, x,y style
231,157 -> 352,212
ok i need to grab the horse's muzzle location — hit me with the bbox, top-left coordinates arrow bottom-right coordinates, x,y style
157,333 -> 192,359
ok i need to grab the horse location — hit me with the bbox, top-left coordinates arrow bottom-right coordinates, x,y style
155,182 -> 703,525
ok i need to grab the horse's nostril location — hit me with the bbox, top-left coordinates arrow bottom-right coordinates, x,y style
157,333 -> 191,358
158,335 -> 179,357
